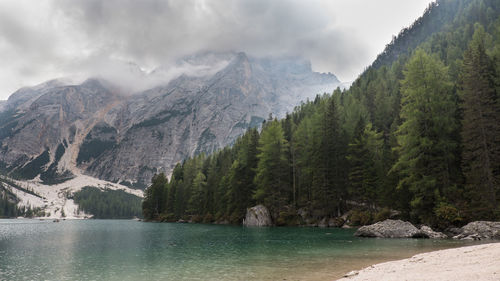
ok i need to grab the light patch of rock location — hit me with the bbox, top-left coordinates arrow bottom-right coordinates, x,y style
453,221 -> 500,240
243,205 -> 272,227
354,219 -> 420,238
418,225 -> 448,239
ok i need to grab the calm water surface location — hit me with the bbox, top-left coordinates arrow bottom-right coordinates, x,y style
0,219 -> 483,280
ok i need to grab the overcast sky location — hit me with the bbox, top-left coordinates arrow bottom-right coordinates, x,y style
0,0 -> 434,100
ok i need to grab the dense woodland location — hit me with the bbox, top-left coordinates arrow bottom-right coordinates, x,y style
72,187 -> 142,219
143,0 -> 500,228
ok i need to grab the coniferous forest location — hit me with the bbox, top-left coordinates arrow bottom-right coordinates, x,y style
143,0 -> 500,228
72,187 -> 142,219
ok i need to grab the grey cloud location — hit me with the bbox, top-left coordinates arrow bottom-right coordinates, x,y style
53,0 -> 366,74
0,0 -> 433,99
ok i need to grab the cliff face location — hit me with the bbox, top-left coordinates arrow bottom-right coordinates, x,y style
0,52 -> 340,187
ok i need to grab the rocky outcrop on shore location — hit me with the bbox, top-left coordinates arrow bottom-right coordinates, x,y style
452,221 -> 500,240
418,225 -> 448,239
354,219 -> 447,238
243,205 -> 272,226
354,219 -> 500,240
354,219 -> 420,238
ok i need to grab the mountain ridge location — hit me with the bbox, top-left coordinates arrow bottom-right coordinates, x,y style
0,52 -> 341,189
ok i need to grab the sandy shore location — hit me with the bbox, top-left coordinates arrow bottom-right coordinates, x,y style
338,242 -> 500,281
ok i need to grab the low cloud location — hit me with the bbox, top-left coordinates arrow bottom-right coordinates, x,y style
0,0 -> 433,99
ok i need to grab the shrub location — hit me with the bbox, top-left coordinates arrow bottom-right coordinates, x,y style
374,207 -> 391,222
349,210 -> 373,226
203,213 -> 214,223
434,202 -> 462,226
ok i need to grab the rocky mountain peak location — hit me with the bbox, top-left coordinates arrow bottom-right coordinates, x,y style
0,52 -> 341,187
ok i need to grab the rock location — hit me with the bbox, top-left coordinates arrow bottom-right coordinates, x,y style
454,234 -> 481,241
418,225 -> 448,239
243,205 -> 272,227
177,219 -> 188,223
318,217 -> 328,228
343,270 -> 359,278
297,208 -> 309,220
215,219 -> 230,225
354,219 -> 420,238
453,221 -> 500,240
328,217 -> 345,227
444,227 -> 463,237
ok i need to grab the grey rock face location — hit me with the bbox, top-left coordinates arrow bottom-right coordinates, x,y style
354,219 -> 420,238
0,52 -> 340,187
453,221 -> 500,240
418,225 -> 448,239
243,205 -> 272,227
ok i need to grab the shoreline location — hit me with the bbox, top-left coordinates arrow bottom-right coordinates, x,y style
337,242 -> 500,281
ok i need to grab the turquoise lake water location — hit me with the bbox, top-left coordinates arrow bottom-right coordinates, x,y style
0,219 -> 482,280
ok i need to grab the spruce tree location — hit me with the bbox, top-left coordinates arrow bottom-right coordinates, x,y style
254,120 -> 290,217
311,98 -> 347,216
392,49 -> 459,224
460,25 -> 500,219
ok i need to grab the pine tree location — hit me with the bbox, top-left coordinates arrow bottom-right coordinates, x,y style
254,120 -> 290,217
460,25 -> 500,219
142,173 -> 168,220
188,171 -> 207,216
392,49 -> 459,224
311,98 -> 347,216
347,119 -> 383,206
226,129 -> 259,221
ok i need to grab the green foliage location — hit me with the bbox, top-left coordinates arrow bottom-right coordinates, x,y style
347,121 -> 384,205
254,120 -> 290,216
434,202 -> 462,226
374,207 -> 392,222
0,187 -> 19,217
73,186 -> 142,219
142,0 -> 500,227
142,173 -> 168,220
460,24 -> 500,220
349,210 -> 373,226
392,49 -> 459,224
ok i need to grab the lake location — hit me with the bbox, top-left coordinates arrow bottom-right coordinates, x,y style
0,219 -> 482,280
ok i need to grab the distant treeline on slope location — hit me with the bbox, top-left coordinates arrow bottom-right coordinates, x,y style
142,0 -> 500,228
0,183 -> 46,218
72,187 -> 142,219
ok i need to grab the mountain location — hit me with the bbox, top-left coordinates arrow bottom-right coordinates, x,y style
0,52 -> 340,190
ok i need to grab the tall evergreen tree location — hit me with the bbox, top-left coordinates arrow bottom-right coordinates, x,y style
311,98 -> 347,216
347,119 -> 384,206
254,120 -> 290,217
142,173 -> 168,220
460,25 -> 500,219
392,49 -> 459,224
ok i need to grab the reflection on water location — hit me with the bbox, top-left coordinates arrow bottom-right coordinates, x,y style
0,219 -> 483,280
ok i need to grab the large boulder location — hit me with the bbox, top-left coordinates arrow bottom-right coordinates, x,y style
453,221 -> 500,240
243,205 -> 272,227
354,219 -> 420,238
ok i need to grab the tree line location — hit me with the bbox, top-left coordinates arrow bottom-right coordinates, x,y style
73,187 -> 142,219
143,0 -> 500,228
